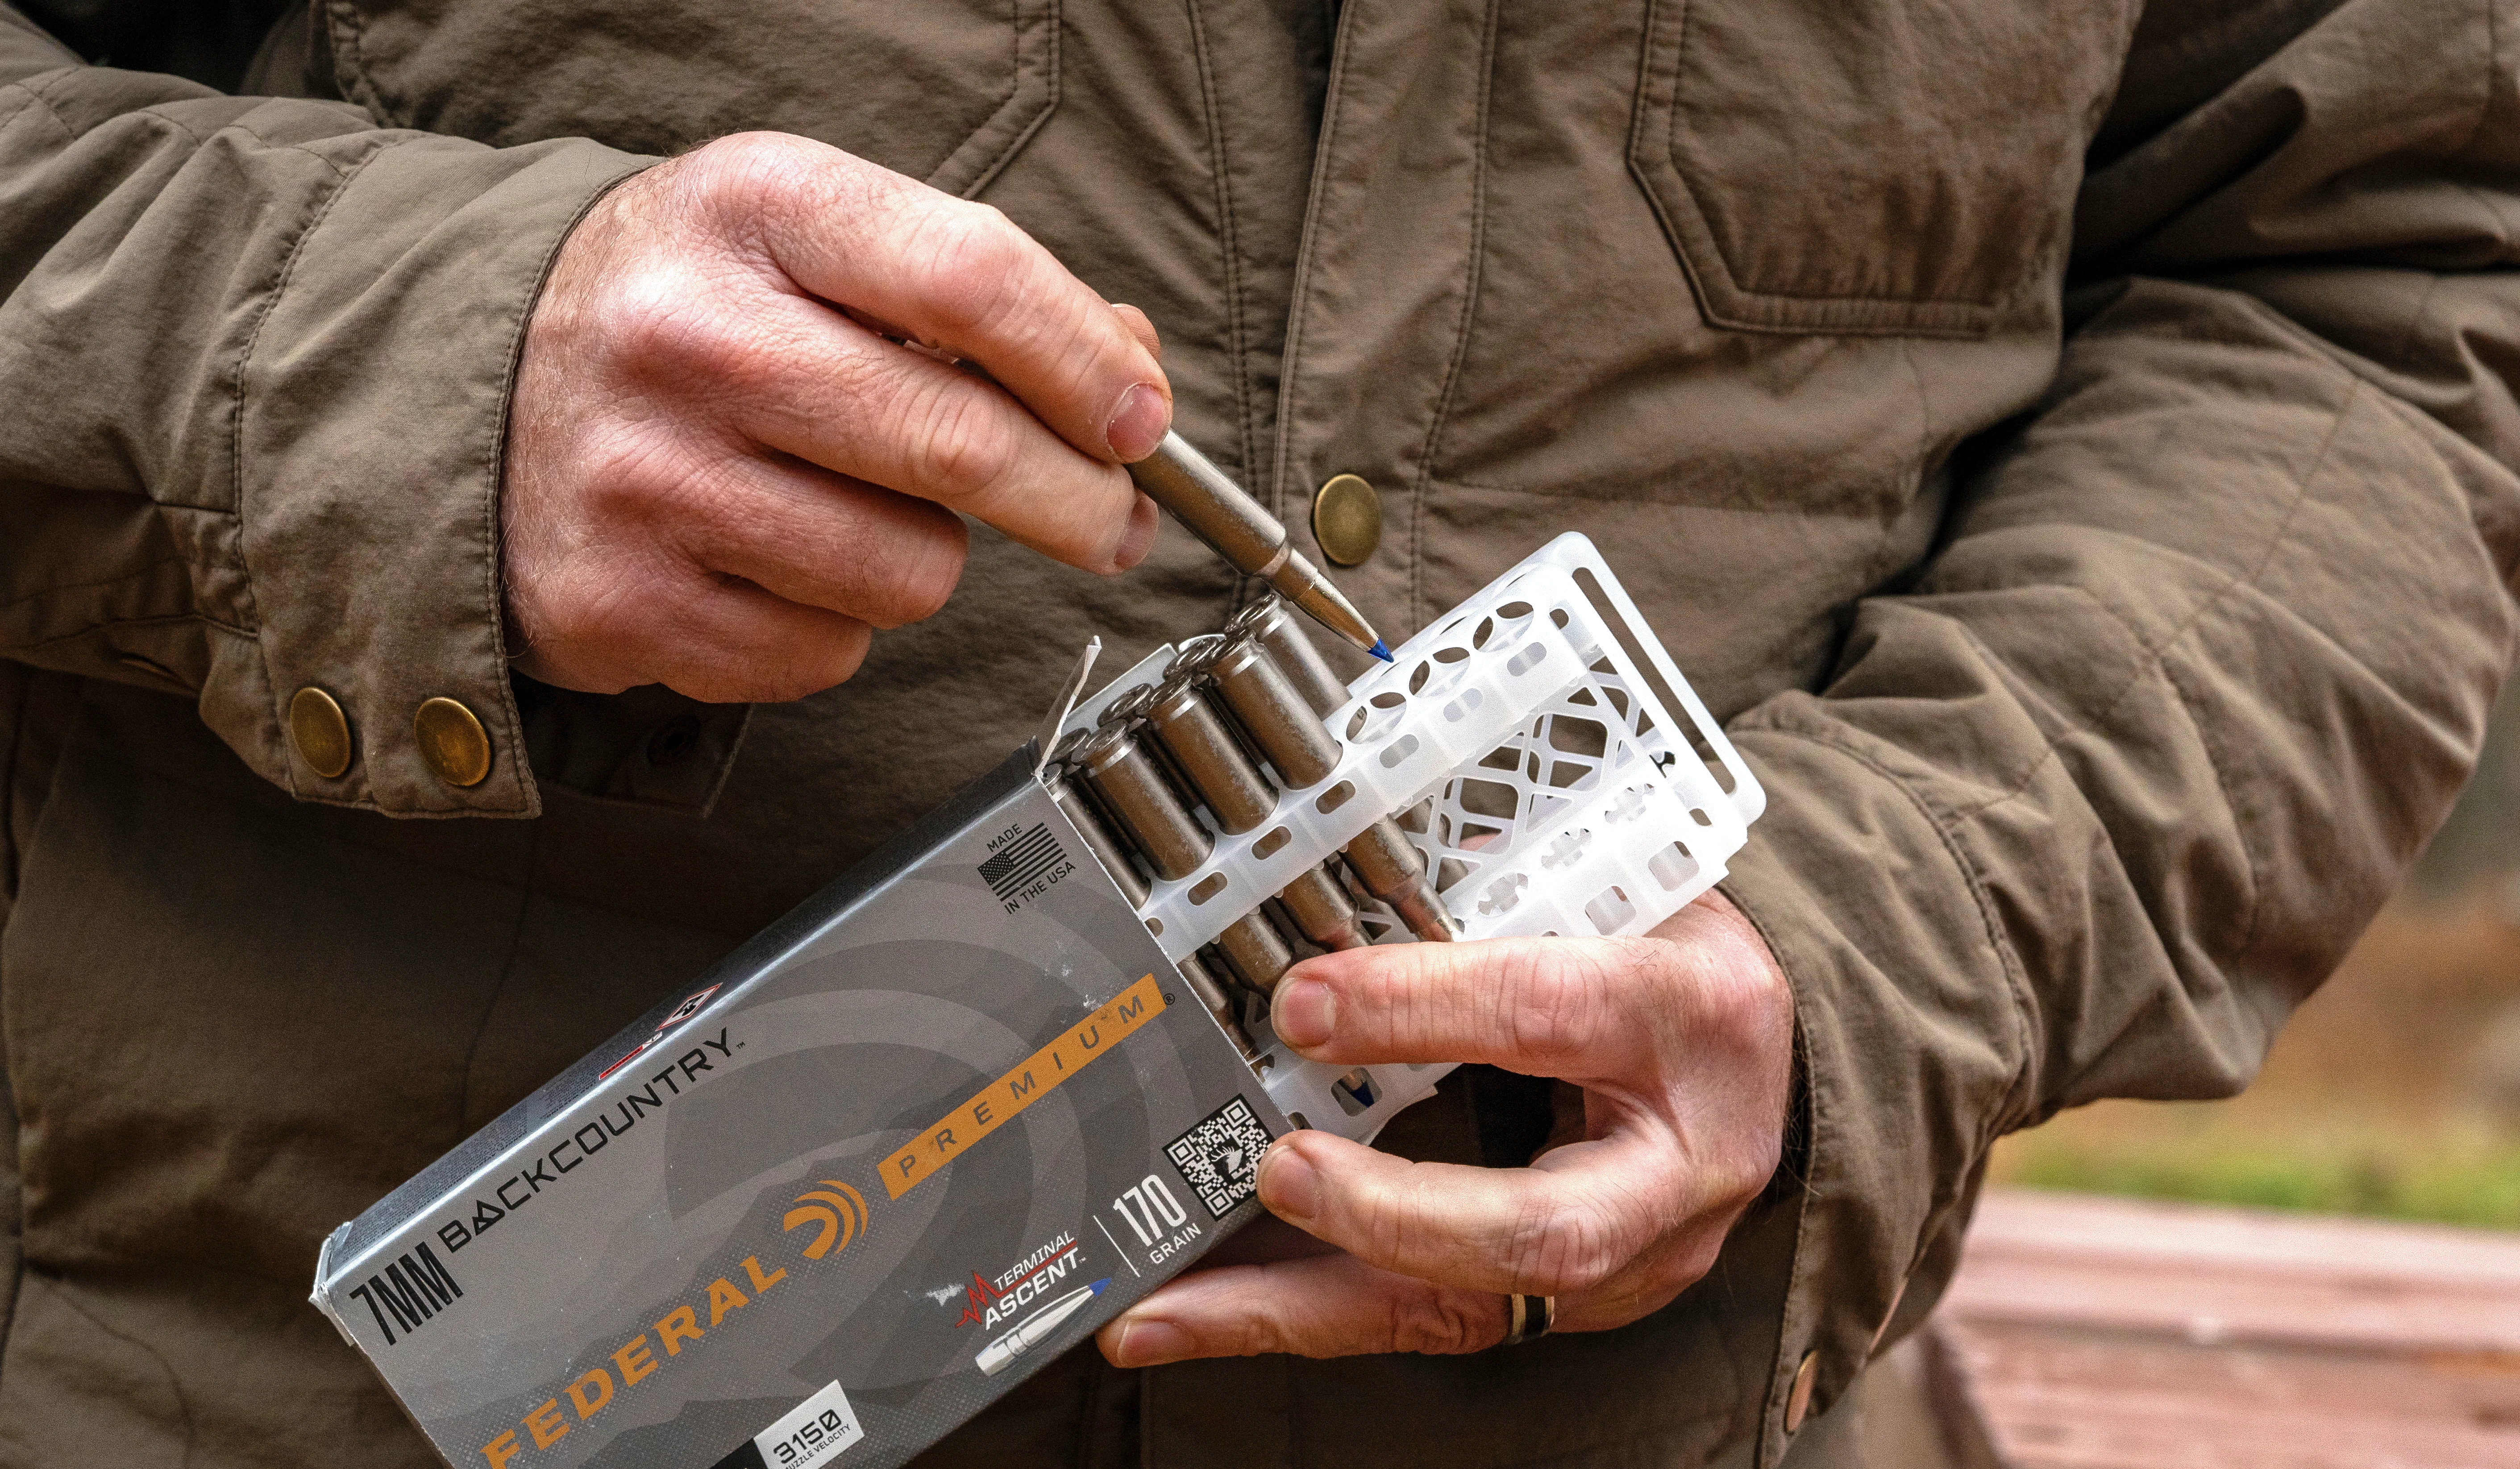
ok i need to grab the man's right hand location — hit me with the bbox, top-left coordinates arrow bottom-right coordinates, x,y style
500,133 -> 1170,702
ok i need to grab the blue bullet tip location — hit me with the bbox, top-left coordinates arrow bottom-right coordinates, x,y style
1368,640 -> 1392,662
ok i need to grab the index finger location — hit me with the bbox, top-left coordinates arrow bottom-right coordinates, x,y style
759,145 -> 1173,466
1254,1130 -> 1682,1298
1266,936 -> 1672,1080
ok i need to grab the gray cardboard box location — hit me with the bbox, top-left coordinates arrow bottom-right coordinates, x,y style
313,747 -> 1281,1469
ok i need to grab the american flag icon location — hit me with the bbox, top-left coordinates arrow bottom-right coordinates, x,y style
976,824 -> 1066,903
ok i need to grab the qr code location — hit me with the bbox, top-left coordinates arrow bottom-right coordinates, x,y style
1164,1098 -> 1273,1219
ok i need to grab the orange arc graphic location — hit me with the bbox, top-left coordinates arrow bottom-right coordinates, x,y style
782,1179 -> 868,1260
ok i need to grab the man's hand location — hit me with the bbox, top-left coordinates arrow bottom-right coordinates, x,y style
501,133 -> 1170,701
1096,892 -> 1793,1362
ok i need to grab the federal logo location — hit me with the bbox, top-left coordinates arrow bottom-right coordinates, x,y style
782,1180 -> 869,1260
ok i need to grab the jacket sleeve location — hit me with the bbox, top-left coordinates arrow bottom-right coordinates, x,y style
1716,0 -> 2520,1456
0,3 -> 648,816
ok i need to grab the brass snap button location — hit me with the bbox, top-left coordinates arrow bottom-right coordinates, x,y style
1784,1349 -> 1819,1433
288,686 -> 354,779
1311,473 -> 1382,567
415,697 -> 493,788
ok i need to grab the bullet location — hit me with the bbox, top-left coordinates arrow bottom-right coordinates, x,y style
1144,676 -> 1276,834
1345,818 -> 1461,942
1074,724 -> 1211,882
1207,635 -> 1459,943
976,1278 -> 1110,1376
1146,672 -> 1380,954
1277,864 -> 1370,951
1214,912 -> 1295,995
1174,951 -> 1259,1060
1127,433 -> 1389,661
1231,595 -> 1351,718
1209,636 -> 1343,789
1045,768 -> 1153,901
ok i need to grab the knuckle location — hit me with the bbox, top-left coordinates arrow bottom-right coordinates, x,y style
683,132 -> 803,204
912,203 -> 1030,340
606,278 -> 754,388
1719,1129 -> 1785,1204
910,386 -> 1020,498
1503,949 -> 1609,1064
1388,1291 -> 1494,1356
870,519 -> 967,626
1696,948 -> 1782,1033
1508,1201 -> 1623,1296
577,431 -> 692,525
1671,1234 -> 1725,1286
747,617 -> 868,702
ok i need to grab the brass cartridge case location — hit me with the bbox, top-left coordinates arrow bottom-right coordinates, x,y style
1278,864 -> 1370,951
1345,818 -> 1460,942
1174,951 -> 1258,1061
1044,768 -> 1151,903
1145,677 -> 1277,834
1214,912 -> 1296,996
1074,725 -> 1211,882
1210,636 -> 1342,789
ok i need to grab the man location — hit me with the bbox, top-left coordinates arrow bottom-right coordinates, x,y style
0,0 -> 2512,1465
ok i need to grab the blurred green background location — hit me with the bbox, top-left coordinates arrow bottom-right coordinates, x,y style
1988,680 -> 2520,1229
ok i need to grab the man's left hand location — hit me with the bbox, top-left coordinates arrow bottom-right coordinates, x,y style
1096,891 -> 1795,1363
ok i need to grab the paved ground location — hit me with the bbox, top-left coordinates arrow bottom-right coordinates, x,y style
1870,1190 -> 2520,1469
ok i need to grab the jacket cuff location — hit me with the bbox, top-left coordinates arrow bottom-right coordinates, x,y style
223,129 -> 650,816
1715,705 -> 2028,1464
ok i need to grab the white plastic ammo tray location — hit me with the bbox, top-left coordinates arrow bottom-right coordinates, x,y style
1056,533 -> 1764,1145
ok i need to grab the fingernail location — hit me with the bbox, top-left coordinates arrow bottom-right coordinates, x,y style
1270,978 -> 1335,1049
1113,494 -> 1159,571
1259,1141 -> 1321,1225
1105,382 -> 1169,463
1110,1316 -> 1193,1368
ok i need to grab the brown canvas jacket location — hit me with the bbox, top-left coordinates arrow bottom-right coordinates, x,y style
1,0 -> 2516,1465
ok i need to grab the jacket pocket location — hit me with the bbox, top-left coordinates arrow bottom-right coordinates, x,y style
321,0 -> 1060,195
1629,0 -> 2125,338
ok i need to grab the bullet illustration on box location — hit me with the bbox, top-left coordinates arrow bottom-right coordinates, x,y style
976,1279 -> 1109,1376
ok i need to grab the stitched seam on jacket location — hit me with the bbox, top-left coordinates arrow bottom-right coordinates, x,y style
192,113 -> 363,184
228,137 -> 400,800
2457,0 -> 2497,160
1411,0 -> 1503,629
1745,721 -> 2039,1130
126,103 -> 212,148
1183,0 -> 1256,508
4,612 -> 254,654
0,559 -> 192,616
1264,0 -> 1364,516
3,75 -> 81,146
0,85 -> 39,141
1659,0 -> 1998,321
